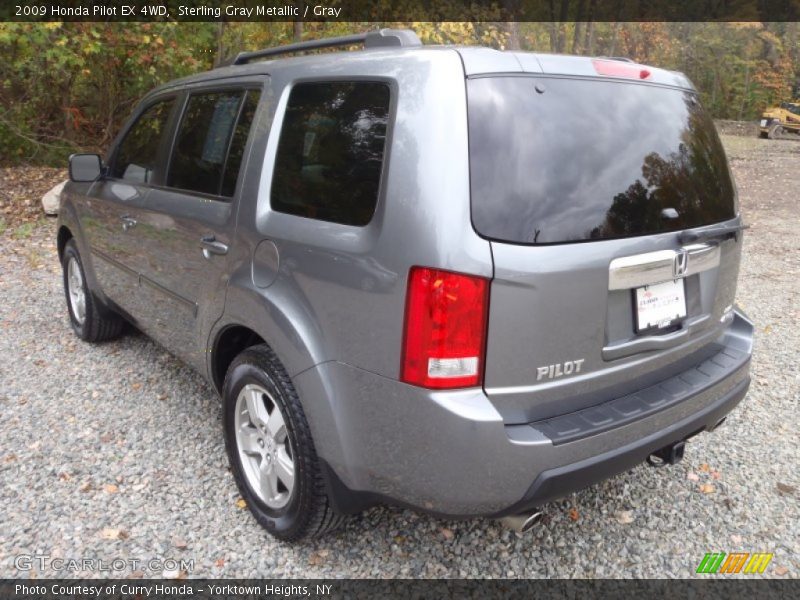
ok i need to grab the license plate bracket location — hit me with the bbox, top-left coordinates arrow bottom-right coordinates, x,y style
634,279 -> 687,334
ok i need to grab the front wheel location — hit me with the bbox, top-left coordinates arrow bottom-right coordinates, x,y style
62,239 -> 124,342
222,344 -> 346,541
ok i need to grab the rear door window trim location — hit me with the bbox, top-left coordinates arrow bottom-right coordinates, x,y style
160,85 -> 263,202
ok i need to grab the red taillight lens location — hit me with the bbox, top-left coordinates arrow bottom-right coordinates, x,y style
401,267 -> 489,389
592,59 -> 651,80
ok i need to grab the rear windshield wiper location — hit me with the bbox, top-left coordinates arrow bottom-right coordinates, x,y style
678,222 -> 749,245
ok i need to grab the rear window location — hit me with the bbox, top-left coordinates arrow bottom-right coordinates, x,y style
780,102 -> 800,115
468,77 -> 735,244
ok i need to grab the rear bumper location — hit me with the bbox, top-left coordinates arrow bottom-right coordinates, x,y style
294,311 -> 753,518
495,374 -> 748,517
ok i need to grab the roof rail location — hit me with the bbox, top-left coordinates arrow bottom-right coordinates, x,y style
232,28 -> 421,65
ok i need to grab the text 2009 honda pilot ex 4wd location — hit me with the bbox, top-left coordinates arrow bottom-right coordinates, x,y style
59,29 -> 753,540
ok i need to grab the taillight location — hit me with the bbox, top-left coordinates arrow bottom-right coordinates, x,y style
592,59 -> 651,80
401,267 -> 489,389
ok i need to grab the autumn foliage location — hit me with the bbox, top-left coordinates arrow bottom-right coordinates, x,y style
0,21 -> 797,165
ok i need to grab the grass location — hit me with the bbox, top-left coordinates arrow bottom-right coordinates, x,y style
12,222 -> 35,239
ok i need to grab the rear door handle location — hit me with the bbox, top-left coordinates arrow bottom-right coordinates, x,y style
120,215 -> 137,231
200,236 -> 229,258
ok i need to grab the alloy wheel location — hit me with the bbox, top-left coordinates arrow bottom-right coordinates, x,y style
234,383 -> 295,509
66,256 -> 87,325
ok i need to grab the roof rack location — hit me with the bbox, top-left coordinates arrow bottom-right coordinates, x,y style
232,28 -> 422,66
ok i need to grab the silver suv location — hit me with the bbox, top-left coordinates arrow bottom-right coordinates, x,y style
58,29 -> 753,540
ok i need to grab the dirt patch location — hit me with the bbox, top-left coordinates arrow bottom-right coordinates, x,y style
715,119 -> 761,137
0,167 -> 66,230
720,134 -> 800,266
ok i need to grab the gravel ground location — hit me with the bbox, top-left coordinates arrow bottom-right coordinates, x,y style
0,135 -> 798,579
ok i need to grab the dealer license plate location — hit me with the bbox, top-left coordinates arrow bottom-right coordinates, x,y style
635,279 -> 687,333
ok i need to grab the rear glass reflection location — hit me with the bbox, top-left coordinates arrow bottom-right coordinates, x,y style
468,77 -> 735,244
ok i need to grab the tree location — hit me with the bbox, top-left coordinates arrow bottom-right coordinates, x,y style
1,21 -> 797,166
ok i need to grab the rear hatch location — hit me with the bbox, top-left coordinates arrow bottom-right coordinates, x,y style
467,64 -> 743,424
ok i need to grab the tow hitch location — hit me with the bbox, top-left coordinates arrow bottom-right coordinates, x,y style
647,440 -> 686,467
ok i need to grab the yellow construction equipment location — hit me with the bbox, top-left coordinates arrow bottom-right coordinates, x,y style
759,101 -> 800,138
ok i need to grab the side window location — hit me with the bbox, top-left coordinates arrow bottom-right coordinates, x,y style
220,90 -> 261,197
271,81 -> 391,226
112,98 -> 174,183
167,90 -> 244,196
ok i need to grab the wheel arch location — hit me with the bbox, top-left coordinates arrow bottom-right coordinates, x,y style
57,225 -> 73,260
211,288 -> 356,518
210,324 -> 266,393
210,276 -> 330,393
55,199 -> 107,307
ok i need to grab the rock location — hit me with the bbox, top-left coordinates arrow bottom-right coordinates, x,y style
615,510 -> 634,524
41,180 -> 67,215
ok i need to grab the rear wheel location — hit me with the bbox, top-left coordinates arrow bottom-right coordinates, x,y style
62,239 -> 124,342
222,344 -> 346,541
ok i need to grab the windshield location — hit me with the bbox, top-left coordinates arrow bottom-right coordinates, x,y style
780,102 -> 800,115
468,76 -> 736,244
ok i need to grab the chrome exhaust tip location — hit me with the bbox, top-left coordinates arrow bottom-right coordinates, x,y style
498,510 -> 544,533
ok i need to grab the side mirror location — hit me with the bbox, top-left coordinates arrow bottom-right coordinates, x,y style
69,153 -> 103,182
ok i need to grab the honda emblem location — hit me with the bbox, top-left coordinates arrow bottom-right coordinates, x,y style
673,249 -> 689,278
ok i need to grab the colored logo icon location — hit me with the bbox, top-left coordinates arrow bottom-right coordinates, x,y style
696,552 -> 773,574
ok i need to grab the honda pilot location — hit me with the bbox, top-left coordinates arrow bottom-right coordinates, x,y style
58,29 -> 753,540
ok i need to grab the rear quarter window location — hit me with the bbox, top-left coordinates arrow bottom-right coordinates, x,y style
468,77 -> 735,244
270,81 -> 391,226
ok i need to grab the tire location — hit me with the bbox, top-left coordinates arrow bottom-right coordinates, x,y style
767,123 -> 783,140
62,239 -> 125,342
222,344 -> 346,541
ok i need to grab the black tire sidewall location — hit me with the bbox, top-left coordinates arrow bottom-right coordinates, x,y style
222,355 -> 309,538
